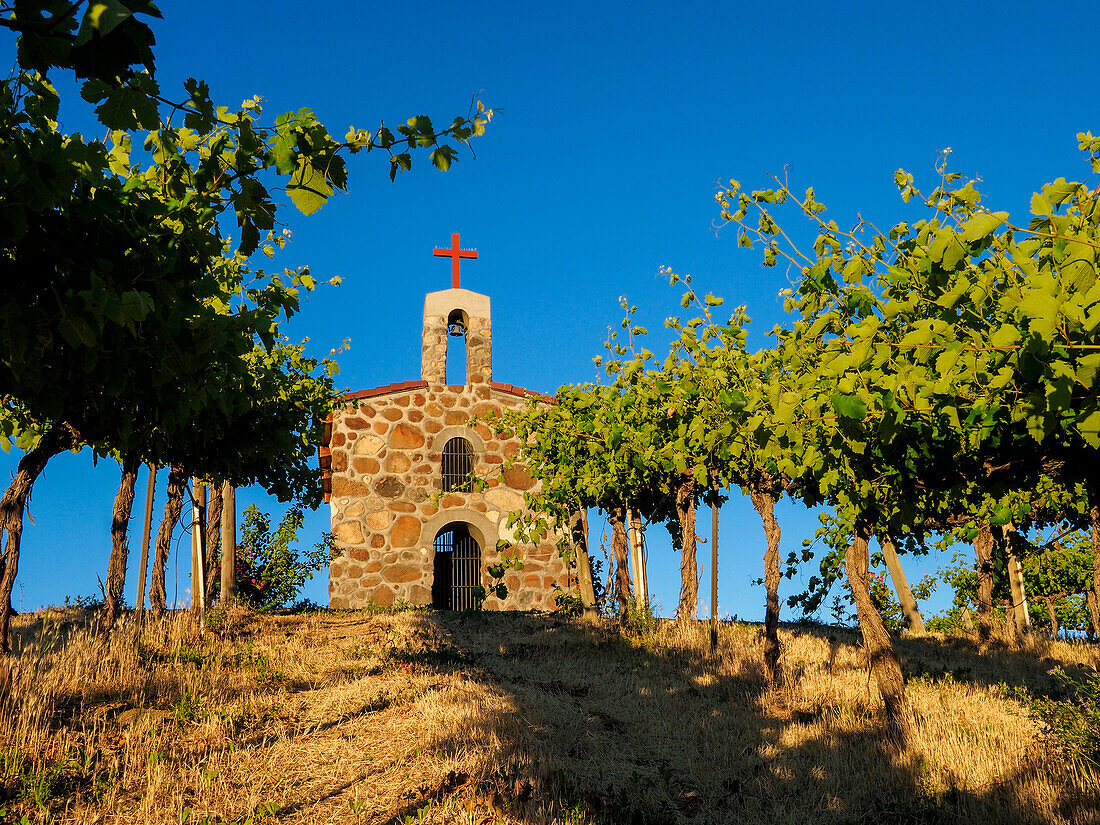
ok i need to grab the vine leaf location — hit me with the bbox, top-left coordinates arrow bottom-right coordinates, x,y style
830,394 -> 867,420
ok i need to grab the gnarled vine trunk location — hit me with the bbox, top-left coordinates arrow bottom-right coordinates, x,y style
101,454 -> 141,632
973,524 -> 995,643
749,488 -> 782,683
1045,596 -> 1060,639
149,466 -> 187,615
609,505 -> 631,616
846,520 -> 910,744
675,475 -> 699,623
0,423 -> 80,653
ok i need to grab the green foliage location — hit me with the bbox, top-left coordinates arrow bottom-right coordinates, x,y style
816,571 -> 916,632
868,572 -> 906,635
828,593 -> 855,627
1027,668 -> 1100,768
0,742 -> 117,818
932,530 -> 1094,636
711,138 -> 1100,627
492,134 -> 1100,682
357,599 -> 431,616
552,584 -> 584,617
224,504 -> 330,610
0,0 -> 492,500
925,608 -> 972,634
170,688 -> 206,726
620,597 -> 659,636
491,292 -> 740,587
480,558 -> 515,606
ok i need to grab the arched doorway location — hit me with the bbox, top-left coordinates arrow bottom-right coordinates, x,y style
432,523 -> 482,610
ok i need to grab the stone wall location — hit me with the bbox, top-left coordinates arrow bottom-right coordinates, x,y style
326,383 -> 571,610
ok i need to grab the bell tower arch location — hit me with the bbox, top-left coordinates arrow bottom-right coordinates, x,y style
421,288 -> 492,387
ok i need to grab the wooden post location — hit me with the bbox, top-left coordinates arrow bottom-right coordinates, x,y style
135,463 -> 156,623
1003,525 -> 1031,638
710,500 -> 719,653
191,480 -> 207,614
220,482 -> 236,605
880,537 -> 926,635
960,604 -> 976,632
1006,553 -> 1031,635
572,509 -> 598,622
627,507 -> 648,609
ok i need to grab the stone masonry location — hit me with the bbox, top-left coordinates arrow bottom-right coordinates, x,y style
322,287 -> 571,610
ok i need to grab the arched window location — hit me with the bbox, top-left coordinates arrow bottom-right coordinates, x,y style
441,437 -> 475,491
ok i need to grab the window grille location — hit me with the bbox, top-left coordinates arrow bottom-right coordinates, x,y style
441,437 -> 475,491
432,525 -> 481,611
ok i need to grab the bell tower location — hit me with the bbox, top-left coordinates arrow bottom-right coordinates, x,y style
421,288 -> 492,387
422,233 -> 491,387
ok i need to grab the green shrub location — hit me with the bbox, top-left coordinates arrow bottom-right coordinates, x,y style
868,572 -> 905,634
1030,668 -> 1100,768
212,504 -> 330,610
552,584 -> 584,617
621,597 -> 658,635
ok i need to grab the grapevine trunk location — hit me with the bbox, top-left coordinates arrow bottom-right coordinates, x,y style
570,509 -> 598,621
675,475 -> 698,623
1091,503 -> 1100,639
101,453 -> 140,632
609,505 -> 631,616
0,423 -> 79,653
749,488 -> 782,683
973,524 -> 995,643
149,465 -> 187,615
846,521 -> 911,744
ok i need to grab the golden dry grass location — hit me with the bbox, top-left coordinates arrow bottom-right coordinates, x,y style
1,606 -> 1098,824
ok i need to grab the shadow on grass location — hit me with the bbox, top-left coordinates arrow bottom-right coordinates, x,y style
776,620 -> 1096,701
8,608 -> 1097,824
362,612 -> 1089,825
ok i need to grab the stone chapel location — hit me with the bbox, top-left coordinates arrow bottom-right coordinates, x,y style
320,236 -> 572,610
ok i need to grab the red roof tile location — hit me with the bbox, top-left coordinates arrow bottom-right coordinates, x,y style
491,381 -> 554,402
343,380 -> 428,400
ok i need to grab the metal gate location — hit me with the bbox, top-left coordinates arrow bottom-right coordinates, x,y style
432,525 -> 481,610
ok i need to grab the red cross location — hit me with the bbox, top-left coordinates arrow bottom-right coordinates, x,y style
433,233 -> 478,289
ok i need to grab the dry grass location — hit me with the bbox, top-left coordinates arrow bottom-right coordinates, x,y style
1,605 -> 1098,824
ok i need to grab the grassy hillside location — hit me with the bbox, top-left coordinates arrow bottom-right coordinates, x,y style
1,607 -> 1098,824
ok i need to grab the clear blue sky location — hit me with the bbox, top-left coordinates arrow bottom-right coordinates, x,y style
3,1 -> 1098,619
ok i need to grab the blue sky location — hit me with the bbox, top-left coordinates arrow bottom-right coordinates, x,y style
3,1 -> 1098,619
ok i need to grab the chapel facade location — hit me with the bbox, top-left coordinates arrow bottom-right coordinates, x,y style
321,244 -> 571,610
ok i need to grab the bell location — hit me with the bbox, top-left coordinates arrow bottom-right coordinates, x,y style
447,309 -> 467,337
